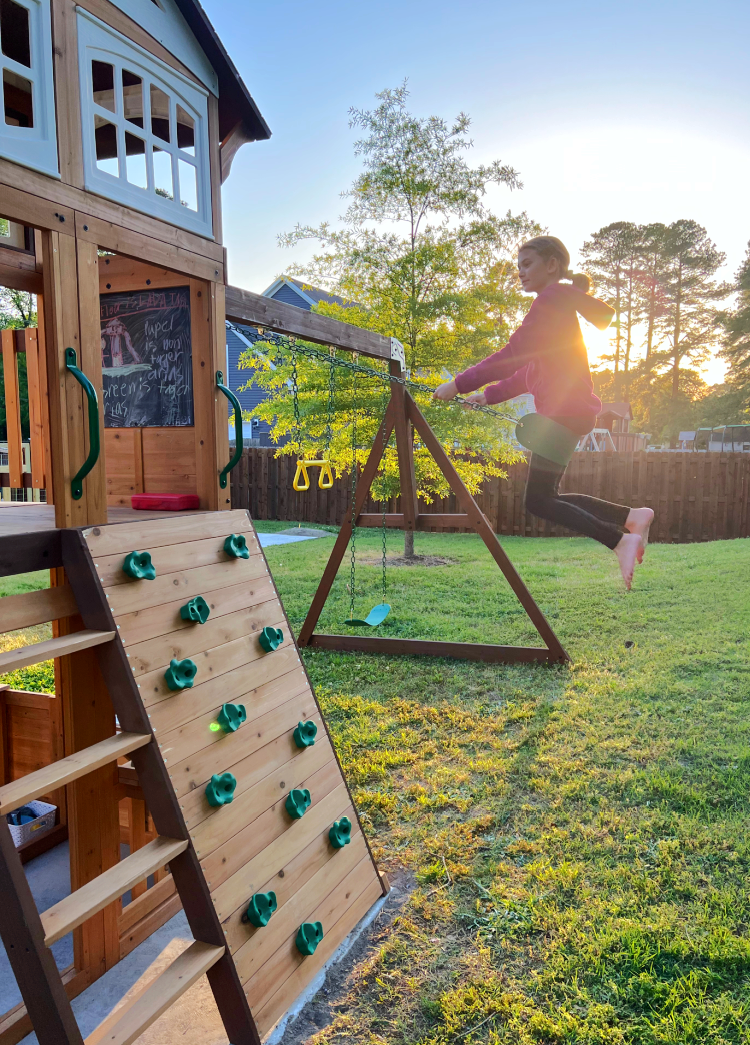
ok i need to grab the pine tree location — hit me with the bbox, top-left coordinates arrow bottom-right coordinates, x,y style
656,220 -> 726,398
719,243 -> 750,409
580,222 -> 639,396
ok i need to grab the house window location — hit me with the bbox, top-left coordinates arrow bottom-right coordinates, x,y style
0,0 -> 57,175
78,10 -> 212,237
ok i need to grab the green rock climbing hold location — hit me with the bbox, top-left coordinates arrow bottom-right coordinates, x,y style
164,658 -> 197,691
329,816 -> 352,849
259,626 -> 283,653
295,921 -> 324,956
217,703 -> 246,733
243,891 -> 277,928
293,720 -> 317,749
285,788 -> 311,820
205,772 -> 237,807
122,550 -> 155,580
180,596 -> 210,624
224,533 -> 250,559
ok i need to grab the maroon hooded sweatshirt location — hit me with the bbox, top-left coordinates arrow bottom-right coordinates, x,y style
454,282 -> 615,430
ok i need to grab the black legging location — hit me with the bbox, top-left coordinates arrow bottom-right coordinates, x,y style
525,452 -> 630,550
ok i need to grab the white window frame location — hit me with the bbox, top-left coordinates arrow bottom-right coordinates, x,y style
77,8 -> 212,238
0,0 -> 58,177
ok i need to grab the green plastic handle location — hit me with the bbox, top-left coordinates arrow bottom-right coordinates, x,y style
216,370 -> 243,489
65,348 -> 100,501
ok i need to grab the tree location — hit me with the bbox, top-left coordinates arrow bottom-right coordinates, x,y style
279,82 -> 537,374
718,243 -> 750,411
252,84 -> 535,554
581,222 -> 639,394
634,222 -> 669,370
656,220 -> 726,398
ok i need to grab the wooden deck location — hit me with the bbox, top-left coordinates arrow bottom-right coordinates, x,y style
0,504 -> 205,536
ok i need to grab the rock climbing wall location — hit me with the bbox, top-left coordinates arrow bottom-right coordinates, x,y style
83,510 -> 386,1039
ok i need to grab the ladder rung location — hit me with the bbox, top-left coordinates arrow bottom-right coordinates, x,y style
84,941 -> 224,1045
41,836 -> 189,946
0,732 -> 152,816
0,629 -> 115,674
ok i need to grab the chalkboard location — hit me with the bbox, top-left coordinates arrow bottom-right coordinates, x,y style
100,286 -> 193,428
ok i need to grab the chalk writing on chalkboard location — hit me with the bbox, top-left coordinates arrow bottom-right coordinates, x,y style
100,287 -> 193,428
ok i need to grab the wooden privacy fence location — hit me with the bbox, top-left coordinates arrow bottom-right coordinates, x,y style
231,449 -> 750,544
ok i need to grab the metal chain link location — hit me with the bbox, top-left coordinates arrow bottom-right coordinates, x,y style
348,364 -> 358,621
265,331 -> 519,425
324,348 -> 336,455
381,412 -> 388,605
290,341 -> 302,454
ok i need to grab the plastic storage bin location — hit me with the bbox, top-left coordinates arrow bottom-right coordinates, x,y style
6,800 -> 57,848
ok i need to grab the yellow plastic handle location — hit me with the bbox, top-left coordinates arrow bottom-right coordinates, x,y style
317,462 -> 334,489
293,461 -> 310,492
294,460 -> 333,492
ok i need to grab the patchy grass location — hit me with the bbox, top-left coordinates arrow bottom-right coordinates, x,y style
258,524 -> 750,1044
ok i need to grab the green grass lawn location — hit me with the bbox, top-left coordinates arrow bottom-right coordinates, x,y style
259,525 -> 750,1044
4,526 -> 750,1042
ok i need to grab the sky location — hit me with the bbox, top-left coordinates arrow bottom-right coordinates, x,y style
207,0 -> 750,383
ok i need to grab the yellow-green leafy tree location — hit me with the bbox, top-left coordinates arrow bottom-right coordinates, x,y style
242,84 -> 539,553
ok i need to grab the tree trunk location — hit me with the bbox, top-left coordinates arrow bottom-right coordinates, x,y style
404,530 -> 414,558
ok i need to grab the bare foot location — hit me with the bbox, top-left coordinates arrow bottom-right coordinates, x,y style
625,507 -> 654,564
615,533 -> 642,591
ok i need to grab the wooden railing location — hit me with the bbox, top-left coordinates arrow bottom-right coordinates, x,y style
0,327 -> 49,498
231,449 -> 750,544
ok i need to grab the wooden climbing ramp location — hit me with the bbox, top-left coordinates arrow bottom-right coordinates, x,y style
0,511 -> 386,1045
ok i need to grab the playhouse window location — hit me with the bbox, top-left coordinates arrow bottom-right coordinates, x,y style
0,0 -> 58,175
78,11 -> 212,237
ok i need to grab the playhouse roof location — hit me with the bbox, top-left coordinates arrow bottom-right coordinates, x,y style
173,0 -> 270,142
598,401 -> 633,420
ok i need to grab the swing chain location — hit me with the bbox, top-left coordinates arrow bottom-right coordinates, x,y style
381,402 -> 388,605
266,332 -> 519,425
325,348 -> 336,455
290,341 -> 301,454
348,365 -> 358,621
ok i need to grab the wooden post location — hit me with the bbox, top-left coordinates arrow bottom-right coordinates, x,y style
22,328 -> 47,491
1,330 -> 22,489
191,278 -> 230,511
41,227 -> 121,989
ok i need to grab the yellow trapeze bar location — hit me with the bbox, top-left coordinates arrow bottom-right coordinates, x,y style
293,460 -> 334,492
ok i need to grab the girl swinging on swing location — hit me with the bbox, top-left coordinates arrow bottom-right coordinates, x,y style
433,235 -> 653,590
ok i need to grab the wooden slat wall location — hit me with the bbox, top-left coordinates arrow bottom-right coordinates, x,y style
82,511 -> 385,1039
104,428 -> 197,507
231,449 -> 750,543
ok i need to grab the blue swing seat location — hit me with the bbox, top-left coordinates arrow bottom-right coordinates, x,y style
343,603 -> 391,627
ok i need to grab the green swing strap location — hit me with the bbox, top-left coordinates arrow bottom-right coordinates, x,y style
515,413 -> 580,468
343,378 -> 391,628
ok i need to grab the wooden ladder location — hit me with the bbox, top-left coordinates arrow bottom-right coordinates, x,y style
0,531 -> 258,1045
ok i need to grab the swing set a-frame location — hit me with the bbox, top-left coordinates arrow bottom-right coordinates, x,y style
225,285 -> 569,666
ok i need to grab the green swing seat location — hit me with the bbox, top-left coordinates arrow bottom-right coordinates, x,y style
515,413 -> 579,467
343,603 -> 391,627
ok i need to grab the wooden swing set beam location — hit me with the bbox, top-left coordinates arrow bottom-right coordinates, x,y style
295,378 -> 570,666
225,285 -> 394,362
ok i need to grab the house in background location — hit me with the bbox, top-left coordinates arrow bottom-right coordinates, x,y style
226,277 -> 354,446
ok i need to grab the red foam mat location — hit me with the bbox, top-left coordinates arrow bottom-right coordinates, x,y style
131,493 -> 200,511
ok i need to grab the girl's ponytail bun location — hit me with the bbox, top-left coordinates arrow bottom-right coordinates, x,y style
566,271 -> 591,293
